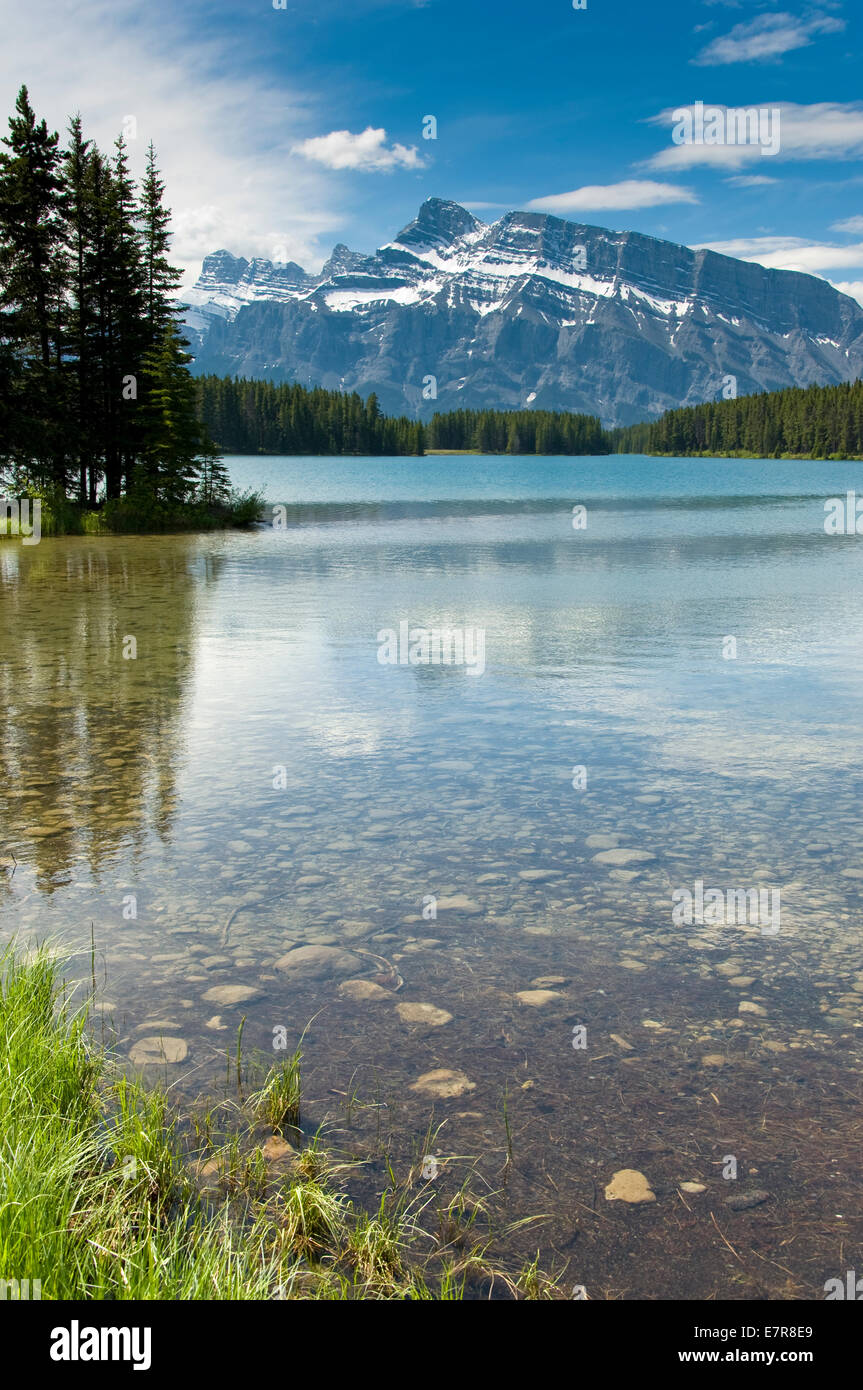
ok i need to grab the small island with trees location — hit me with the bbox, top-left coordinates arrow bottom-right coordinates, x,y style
0,86 -> 255,534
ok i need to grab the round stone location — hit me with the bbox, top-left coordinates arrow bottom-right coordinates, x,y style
129,1036 -> 188,1065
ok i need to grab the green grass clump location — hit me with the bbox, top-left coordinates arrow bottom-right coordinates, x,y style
248,1050 -> 302,1132
0,944 -> 564,1300
0,944 -> 275,1299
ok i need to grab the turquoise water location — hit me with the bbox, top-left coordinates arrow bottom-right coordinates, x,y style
2,453 -> 862,1296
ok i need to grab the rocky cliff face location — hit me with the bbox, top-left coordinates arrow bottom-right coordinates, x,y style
184,198 -> 863,427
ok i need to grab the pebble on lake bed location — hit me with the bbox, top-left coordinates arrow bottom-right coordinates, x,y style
592,849 -> 656,867
410,1068 -> 476,1099
260,1135 -> 295,1163
515,989 -> 562,1007
604,1169 -> 656,1204
201,985 -> 261,1006
129,1036 -> 188,1065
433,895 -> 483,914
725,1190 -> 770,1211
396,1002 -> 452,1026
338,979 -> 390,1002
274,945 -> 361,979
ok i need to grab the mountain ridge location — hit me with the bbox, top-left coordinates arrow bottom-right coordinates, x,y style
185,198 -> 863,428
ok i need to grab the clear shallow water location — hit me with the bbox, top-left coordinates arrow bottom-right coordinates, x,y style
2,454 -> 862,1297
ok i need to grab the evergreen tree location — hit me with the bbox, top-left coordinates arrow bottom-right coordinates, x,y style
133,323 -> 210,508
0,85 -> 66,484
140,142 -> 182,337
60,114 -> 96,503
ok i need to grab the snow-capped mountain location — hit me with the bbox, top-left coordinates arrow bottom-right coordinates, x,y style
185,198 -> 863,427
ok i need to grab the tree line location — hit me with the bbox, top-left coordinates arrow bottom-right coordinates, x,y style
199,375 -> 863,460
195,376 -> 425,455
611,379 -> 863,459
425,406 -> 610,454
0,85 -> 246,530
196,377 -> 611,456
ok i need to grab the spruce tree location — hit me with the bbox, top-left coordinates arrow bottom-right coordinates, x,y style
140,142 -> 182,336
136,323 -> 208,510
0,85 -> 66,484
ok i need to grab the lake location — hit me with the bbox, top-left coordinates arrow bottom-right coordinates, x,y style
2,453 -> 862,1297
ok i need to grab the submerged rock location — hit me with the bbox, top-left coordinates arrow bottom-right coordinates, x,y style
396,1001 -> 452,1026
434,895 -> 482,914
604,1169 -> 656,1204
260,1135 -> 295,1162
593,848 -> 656,867
201,984 -> 261,1006
516,989 -> 562,1007
410,1068 -> 475,1099
725,1190 -> 770,1211
274,945 -> 361,979
129,1036 -> 188,1064
338,978 -> 390,1002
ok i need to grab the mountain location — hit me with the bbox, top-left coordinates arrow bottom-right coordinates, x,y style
184,198 -> 863,428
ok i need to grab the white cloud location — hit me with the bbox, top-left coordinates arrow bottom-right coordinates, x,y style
292,127 -> 424,172
832,215 -> 863,234
0,0 -> 348,284
646,102 -> 863,170
725,174 -> 778,187
693,12 -> 845,66
525,180 -> 698,213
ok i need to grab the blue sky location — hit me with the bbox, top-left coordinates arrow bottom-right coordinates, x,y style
4,0 -> 863,298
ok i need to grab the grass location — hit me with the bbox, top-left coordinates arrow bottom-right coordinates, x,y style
0,943 -> 564,1300
247,1047 -> 302,1132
